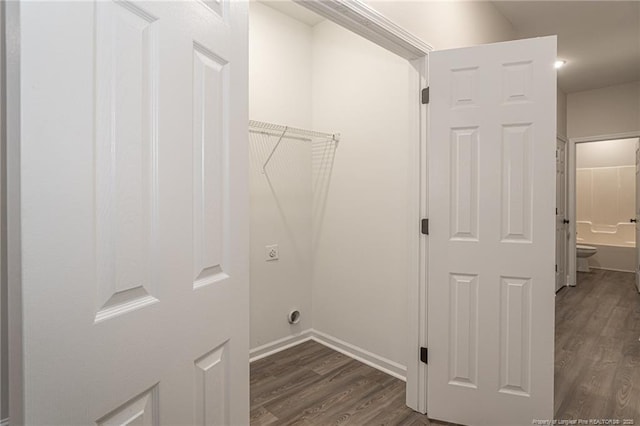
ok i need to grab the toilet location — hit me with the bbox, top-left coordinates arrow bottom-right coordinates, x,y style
576,244 -> 597,272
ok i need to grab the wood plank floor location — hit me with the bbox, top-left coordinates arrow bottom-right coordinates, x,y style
555,269 -> 640,421
251,268 -> 640,425
250,341 -> 449,425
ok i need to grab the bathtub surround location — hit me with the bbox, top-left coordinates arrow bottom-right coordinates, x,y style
575,138 -> 638,272
576,167 -> 635,232
582,244 -> 635,273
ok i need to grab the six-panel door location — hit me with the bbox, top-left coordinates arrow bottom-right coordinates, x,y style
428,36 -> 557,426
17,1 -> 249,423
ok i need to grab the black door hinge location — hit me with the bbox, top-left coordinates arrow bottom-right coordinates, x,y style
421,87 -> 429,104
420,347 -> 428,364
421,218 -> 429,235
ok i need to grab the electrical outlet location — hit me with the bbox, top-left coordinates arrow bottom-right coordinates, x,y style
265,244 -> 279,261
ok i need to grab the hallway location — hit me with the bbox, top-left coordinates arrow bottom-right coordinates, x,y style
555,269 -> 640,420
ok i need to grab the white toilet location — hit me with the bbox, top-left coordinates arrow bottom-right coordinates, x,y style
576,244 -> 597,272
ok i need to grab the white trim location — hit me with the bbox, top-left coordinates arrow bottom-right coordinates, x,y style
405,55 -> 429,414
557,135 -> 569,290
293,0 -> 432,61
590,266 -> 635,273
311,329 -> 407,382
249,330 -> 314,363
568,131 -> 640,288
6,0 -> 23,422
571,131 -> 640,144
249,329 -> 408,382
0,417 -> 8,426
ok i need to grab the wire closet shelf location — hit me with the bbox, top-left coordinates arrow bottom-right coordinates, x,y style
249,120 -> 340,173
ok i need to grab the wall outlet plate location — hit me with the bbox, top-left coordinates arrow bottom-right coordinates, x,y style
265,244 -> 279,261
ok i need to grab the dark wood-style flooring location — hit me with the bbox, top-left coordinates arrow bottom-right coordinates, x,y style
250,340 -> 448,425
251,269 -> 640,425
555,269 -> 640,421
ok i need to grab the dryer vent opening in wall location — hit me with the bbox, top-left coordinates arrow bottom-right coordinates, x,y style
288,310 -> 301,324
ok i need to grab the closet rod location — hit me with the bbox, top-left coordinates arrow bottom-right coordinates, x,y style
248,120 -> 339,173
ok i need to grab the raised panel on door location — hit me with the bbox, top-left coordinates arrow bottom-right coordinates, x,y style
192,43 -> 229,290
94,0 -> 160,323
13,1 -> 249,424
428,36 -> 556,426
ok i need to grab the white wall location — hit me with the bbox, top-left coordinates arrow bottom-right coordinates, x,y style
365,1 -> 516,50
248,0 -> 519,370
249,2 -> 312,129
310,20 -> 413,367
248,2 -> 314,349
567,81 -> 640,139
558,87 -> 567,138
576,138 -> 637,168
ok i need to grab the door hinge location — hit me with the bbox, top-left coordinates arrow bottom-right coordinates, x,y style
421,87 -> 429,104
421,218 -> 429,235
420,347 -> 428,364
555,264 -> 558,272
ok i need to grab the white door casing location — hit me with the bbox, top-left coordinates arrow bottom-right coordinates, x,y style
556,137 -> 568,292
636,142 -> 640,292
10,1 -> 249,424
427,36 -> 556,426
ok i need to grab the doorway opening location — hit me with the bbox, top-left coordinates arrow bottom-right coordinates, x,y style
575,138 -> 638,276
554,133 -> 640,418
567,134 -> 640,289
246,0 -> 429,419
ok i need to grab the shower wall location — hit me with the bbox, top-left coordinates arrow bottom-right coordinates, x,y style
576,138 -> 638,271
576,166 -> 635,235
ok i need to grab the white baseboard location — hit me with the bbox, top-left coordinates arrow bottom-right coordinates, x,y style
1,417 -> 9,426
249,329 -> 407,382
310,329 -> 407,382
249,329 -> 314,363
590,266 -> 635,273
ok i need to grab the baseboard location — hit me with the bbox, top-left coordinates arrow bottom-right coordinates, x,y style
590,266 -> 635,273
248,329 -> 408,382
1,417 -> 9,426
310,329 -> 407,382
249,329 -> 313,363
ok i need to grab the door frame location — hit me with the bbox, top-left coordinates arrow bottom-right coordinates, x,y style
567,131 -> 640,287
558,134 -> 569,290
291,0 -> 432,413
5,0 -> 24,421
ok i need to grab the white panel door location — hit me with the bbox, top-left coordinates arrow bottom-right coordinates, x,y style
12,1 -> 249,424
636,142 -> 640,292
428,36 -> 556,426
556,138 -> 567,292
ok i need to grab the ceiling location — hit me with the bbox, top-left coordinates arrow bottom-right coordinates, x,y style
260,0 -> 639,94
259,0 -> 325,26
492,1 -> 640,93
